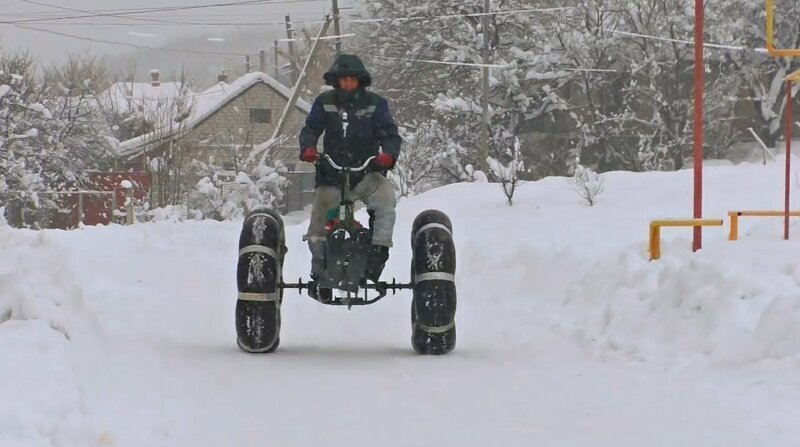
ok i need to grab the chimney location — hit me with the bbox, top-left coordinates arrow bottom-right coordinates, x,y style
150,69 -> 161,87
218,71 -> 229,84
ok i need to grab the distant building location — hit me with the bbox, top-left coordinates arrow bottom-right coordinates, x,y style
102,69 -> 193,117
116,71 -> 315,212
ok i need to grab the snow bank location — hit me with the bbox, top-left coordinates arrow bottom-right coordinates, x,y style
562,246 -> 800,364
393,156 -> 800,364
4,158 -> 800,446
0,229 -> 98,446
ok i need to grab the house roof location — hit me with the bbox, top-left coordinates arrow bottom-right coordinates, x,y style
118,72 -> 311,157
102,81 -> 192,114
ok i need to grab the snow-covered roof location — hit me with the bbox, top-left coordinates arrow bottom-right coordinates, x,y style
102,81 -> 192,114
118,72 -> 310,157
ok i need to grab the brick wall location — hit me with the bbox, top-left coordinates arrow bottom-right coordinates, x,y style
189,83 -> 306,151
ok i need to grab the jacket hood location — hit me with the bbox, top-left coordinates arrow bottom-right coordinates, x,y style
323,54 -> 372,88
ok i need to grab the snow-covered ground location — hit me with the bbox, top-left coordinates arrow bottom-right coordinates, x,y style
4,159 -> 800,446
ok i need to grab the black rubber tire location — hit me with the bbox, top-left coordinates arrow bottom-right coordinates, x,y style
410,210 -> 456,355
236,208 -> 285,353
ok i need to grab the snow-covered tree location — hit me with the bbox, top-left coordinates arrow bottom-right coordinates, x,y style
191,168 -> 286,220
709,0 -> 800,151
0,52 -> 117,227
354,0 -> 569,177
487,137 -> 525,206
388,121 -> 465,197
570,161 -> 604,207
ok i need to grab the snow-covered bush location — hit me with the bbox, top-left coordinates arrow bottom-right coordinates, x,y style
190,167 -> 286,220
389,122 -> 462,197
0,52 -> 117,228
570,163 -> 605,207
487,138 -> 525,206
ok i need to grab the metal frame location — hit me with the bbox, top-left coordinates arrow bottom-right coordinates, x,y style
289,154 -> 413,309
649,219 -> 723,261
693,0 -> 705,252
765,0 -> 800,239
282,278 -> 412,308
780,69 -> 800,240
728,210 -> 800,241
766,0 -> 800,57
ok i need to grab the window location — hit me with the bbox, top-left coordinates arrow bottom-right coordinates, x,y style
249,108 -> 272,124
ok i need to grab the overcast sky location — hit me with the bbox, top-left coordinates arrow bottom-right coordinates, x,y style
0,0 -> 355,85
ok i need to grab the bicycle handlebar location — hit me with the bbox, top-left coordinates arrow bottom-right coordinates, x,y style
321,153 -> 376,173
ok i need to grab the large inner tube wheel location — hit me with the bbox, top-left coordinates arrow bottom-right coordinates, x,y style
410,210 -> 457,355
235,208 -> 285,353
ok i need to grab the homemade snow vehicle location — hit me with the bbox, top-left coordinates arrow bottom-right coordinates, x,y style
234,154 -> 457,355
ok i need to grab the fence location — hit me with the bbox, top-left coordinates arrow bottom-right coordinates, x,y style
4,190 -> 114,229
3,169 -> 314,229
3,187 -> 144,229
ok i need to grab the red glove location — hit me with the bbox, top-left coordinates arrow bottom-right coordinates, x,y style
300,148 -> 318,163
374,152 -> 395,169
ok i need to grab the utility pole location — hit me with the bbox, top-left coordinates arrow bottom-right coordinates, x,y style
285,15 -> 298,84
479,0 -> 491,172
259,49 -> 266,73
332,0 -> 342,55
273,40 -> 280,78
258,17 -> 333,165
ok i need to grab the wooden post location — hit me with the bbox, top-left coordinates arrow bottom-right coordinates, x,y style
126,188 -> 135,225
273,40 -> 280,78
285,15 -> 298,84
78,192 -> 84,226
332,0 -> 342,55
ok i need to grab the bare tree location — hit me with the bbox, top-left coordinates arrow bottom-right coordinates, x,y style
42,54 -> 110,96
487,138 -> 525,206
279,26 -> 337,96
570,162 -> 605,207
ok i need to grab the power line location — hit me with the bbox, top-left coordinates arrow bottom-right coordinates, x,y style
5,21 -> 315,27
4,0 -> 324,24
347,7 -> 572,24
17,0 -> 202,26
374,55 -> 506,69
5,4 -> 568,26
11,23 -> 252,56
599,28 -> 768,53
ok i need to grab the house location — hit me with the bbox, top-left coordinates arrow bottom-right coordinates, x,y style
116,71 -> 316,212
102,69 -> 193,118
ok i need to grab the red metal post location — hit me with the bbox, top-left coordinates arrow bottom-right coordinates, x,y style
786,80 -> 793,240
693,0 -> 704,252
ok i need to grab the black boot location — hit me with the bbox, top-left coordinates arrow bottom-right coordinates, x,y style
308,276 -> 333,304
364,245 -> 389,283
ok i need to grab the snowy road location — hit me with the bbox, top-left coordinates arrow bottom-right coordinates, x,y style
4,161 -> 800,446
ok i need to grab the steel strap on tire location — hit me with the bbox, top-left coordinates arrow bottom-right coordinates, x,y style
239,245 -> 280,260
413,223 -> 452,244
247,212 -> 281,226
415,320 -> 455,334
238,292 -> 279,302
415,272 -> 455,283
